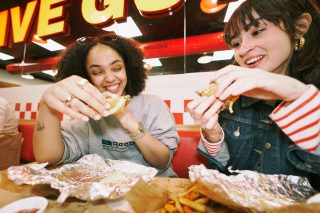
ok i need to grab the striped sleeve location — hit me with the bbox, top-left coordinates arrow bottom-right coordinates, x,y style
200,124 -> 224,156
269,85 -> 320,152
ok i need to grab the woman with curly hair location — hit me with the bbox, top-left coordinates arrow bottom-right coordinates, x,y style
33,34 -> 179,177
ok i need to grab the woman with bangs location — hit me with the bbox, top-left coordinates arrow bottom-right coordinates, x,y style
187,0 -> 320,189
33,34 -> 179,177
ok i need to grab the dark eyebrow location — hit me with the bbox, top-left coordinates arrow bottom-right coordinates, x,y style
229,18 -> 264,41
243,18 -> 264,31
88,59 -> 122,69
88,64 -> 100,69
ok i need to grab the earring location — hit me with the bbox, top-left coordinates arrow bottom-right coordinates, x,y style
294,36 -> 305,51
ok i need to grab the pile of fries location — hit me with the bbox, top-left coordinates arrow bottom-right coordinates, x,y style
160,185 -> 210,213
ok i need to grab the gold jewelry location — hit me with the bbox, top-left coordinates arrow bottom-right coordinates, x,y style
129,122 -> 146,140
63,95 -> 75,107
294,36 -> 305,51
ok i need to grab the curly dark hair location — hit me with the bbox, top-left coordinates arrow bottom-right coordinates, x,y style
55,34 -> 147,96
224,0 -> 320,88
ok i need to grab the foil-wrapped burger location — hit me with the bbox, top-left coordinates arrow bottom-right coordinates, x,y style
7,154 -> 158,202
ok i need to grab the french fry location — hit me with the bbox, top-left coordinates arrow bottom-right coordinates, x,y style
161,185 -> 211,213
160,208 -> 167,213
178,186 -> 197,198
179,198 -> 206,212
182,206 -> 193,213
164,203 -> 177,213
184,190 -> 201,200
195,197 -> 209,205
168,200 -> 175,205
172,197 -> 184,213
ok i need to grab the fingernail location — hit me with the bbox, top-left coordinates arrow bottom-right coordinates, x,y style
94,115 -> 101,120
103,111 -> 110,117
82,116 -> 89,122
105,103 -> 110,108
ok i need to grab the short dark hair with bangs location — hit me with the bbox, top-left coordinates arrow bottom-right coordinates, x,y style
55,34 -> 147,96
224,0 -> 320,88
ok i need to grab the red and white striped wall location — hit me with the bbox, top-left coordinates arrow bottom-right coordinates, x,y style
0,72 -> 215,125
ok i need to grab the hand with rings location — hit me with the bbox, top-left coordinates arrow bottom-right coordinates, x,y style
41,75 -> 110,121
63,95 -> 76,107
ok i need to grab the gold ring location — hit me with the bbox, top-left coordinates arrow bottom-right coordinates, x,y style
78,79 -> 88,88
63,95 -> 75,107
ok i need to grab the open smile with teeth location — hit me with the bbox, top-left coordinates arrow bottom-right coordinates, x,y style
246,56 -> 263,65
105,84 -> 120,93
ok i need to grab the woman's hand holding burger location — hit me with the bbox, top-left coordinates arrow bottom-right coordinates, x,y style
187,82 -> 239,140
41,75 -> 110,121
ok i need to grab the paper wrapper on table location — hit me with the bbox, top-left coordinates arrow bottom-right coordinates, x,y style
189,165 -> 320,212
125,179 -> 170,213
7,154 -> 158,203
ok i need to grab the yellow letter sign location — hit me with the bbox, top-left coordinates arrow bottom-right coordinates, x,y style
134,0 -> 185,17
37,0 -> 70,38
10,1 -> 37,43
81,0 -> 126,26
0,11 -> 9,47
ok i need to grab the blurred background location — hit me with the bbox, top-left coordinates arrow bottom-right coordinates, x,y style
0,0 -> 244,87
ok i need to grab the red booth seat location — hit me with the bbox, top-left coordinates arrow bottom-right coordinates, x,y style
18,121 -> 207,178
172,129 -> 208,178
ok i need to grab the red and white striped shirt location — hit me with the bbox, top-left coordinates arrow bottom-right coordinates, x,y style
202,85 -> 320,156
270,85 -> 320,153
200,124 -> 224,156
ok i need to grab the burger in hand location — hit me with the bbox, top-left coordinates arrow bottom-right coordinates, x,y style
196,83 -> 239,113
104,94 -> 131,117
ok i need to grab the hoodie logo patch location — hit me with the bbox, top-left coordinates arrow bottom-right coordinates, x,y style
101,139 -> 135,152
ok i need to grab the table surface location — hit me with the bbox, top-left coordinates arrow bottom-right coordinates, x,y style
5,167 -> 314,213
0,169 -> 193,212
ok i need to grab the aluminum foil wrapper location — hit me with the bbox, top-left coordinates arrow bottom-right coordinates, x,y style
189,165 -> 318,212
7,154 -> 158,203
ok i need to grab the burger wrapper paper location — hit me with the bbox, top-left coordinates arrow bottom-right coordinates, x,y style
125,179 -> 169,213
7,154 -> 158,203
189,165 -> 320,212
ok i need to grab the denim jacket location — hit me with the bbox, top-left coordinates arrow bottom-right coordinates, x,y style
198,96 -> 320,189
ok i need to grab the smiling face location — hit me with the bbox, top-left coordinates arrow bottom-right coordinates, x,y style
86,44 -> 127,96
230,11 -> 293,75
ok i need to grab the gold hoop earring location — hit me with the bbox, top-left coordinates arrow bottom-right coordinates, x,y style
294,37 -> 305,51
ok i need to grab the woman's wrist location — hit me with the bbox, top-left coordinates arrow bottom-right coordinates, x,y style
38,101 -> 61,118
118,113 -> 147,140
201,125 -> 224,156
285,82 -> 309,102
128,121 -> 147,140
201,124 -> 224,144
